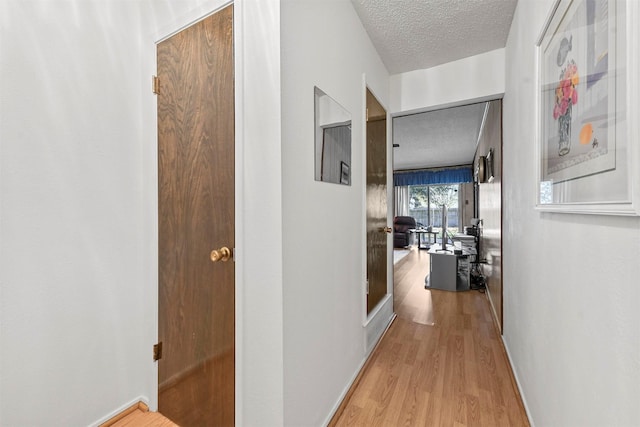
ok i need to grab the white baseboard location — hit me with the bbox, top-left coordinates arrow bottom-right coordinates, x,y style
363,294 -> 394,354
501,337 -> 535,427
485,284 -> 502,333
89,395 -> 150,427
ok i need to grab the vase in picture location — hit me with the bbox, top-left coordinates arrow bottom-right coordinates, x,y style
557,102 -> 572,156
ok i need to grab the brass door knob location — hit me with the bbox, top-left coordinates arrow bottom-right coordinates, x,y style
381,227 -> 392,234
210,247 -> 231,262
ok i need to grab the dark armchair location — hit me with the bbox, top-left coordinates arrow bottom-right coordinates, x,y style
393,216 -> 416,248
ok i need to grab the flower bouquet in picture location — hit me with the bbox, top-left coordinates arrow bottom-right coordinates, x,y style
539,0 -> 617,189
553,59 -> 579,156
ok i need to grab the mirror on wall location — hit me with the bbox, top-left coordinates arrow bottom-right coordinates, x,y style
314,87 -> 352,185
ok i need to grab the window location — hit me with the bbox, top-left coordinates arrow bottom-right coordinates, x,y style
408,184 -> 460,234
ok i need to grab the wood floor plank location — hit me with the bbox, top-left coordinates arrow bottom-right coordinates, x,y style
423,392 -> 444,426
334,248 -> 529,426
381,361 -> 413,425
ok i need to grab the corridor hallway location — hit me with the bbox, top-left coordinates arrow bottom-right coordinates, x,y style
331,248 -> 530,426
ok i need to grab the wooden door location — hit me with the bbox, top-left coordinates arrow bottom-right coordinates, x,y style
157,6 -> 235,426
366,89 -> 388,313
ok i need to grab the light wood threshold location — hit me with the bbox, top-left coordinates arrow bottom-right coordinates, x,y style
99,402 -> 149,427
100,402 -> 178,427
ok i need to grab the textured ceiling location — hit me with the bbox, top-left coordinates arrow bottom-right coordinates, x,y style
350,0 -> 515,169
392,103 -> 488,171
351,0 -> 518,74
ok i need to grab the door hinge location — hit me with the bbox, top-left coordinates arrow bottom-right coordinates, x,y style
366,107 -> 369,122
152,75 -> 159,95
153,342 -> 163,361
366,279 -> 370,295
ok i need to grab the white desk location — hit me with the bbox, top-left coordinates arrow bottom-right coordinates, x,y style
424,244 -> 471,292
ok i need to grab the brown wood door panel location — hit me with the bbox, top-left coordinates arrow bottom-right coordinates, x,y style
366,89 -> 388,313
157,5 -> 235,426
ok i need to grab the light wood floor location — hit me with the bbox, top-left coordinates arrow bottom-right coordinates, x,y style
332,247 -> 530,426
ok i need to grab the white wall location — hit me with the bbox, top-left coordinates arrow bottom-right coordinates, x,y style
503,1 -> 640,426
280,0 -> 389,425
233,1 -> 284,425
389,48 -> 505,115
0,2 -> 152,425
1,0 -> 285,425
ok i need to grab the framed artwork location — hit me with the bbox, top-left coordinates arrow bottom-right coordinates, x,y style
475,156 -> 486,183
486,148 -> 495,183
535,0 -> 640,215
340,161 -> 350,185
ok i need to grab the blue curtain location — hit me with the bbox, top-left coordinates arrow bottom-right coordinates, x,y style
393,166 -> 473,187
